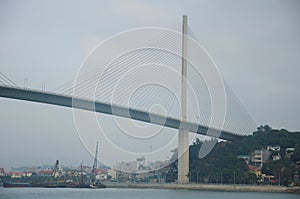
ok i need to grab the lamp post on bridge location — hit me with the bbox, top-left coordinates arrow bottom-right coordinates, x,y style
177,15 -> 189,184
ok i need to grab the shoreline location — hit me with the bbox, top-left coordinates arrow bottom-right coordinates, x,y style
106,183 -> 300,194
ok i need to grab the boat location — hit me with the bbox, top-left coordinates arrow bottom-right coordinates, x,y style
3,182 -> 32,188
3,182 -> 45,188
89,183 -> 107,189
44,183 -> 106,189
44,184 -> 67,188
3,181 -> 106,189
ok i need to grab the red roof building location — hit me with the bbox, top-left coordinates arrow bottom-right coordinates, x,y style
38,170 -> 53,175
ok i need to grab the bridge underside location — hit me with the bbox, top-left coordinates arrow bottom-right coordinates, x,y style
0,86 -> 242,141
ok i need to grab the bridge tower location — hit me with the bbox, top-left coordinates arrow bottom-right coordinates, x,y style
178,15 -> 189,184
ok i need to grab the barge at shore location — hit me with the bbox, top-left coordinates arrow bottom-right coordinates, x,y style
3,182 -> 106,189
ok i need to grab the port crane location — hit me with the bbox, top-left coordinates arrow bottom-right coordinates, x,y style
51,160 -> 60,178
91,141 -> 99,183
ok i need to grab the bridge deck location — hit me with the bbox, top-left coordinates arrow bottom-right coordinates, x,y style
0,86 -> 242,141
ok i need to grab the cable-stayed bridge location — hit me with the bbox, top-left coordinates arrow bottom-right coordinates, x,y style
0,16 -> 256,183
0,85 -> 240,141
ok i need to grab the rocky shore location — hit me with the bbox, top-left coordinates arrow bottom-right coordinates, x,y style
106,183 -> 300,194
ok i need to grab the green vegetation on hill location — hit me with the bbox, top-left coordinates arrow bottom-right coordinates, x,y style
170,125 -> 300,185
189,139 -> 254,184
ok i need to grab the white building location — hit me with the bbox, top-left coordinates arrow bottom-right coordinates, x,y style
267,146 -> 281,152
251,149 -> 271,168
108,169 -> 117,180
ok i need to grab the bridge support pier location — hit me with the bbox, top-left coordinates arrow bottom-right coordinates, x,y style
178,128 -> 189,183
178,15 -> 189,184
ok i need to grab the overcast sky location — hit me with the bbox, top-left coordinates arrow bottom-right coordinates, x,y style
0,0 -> 300,170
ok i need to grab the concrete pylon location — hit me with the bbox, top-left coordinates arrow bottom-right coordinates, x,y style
178,15 -> 189,184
